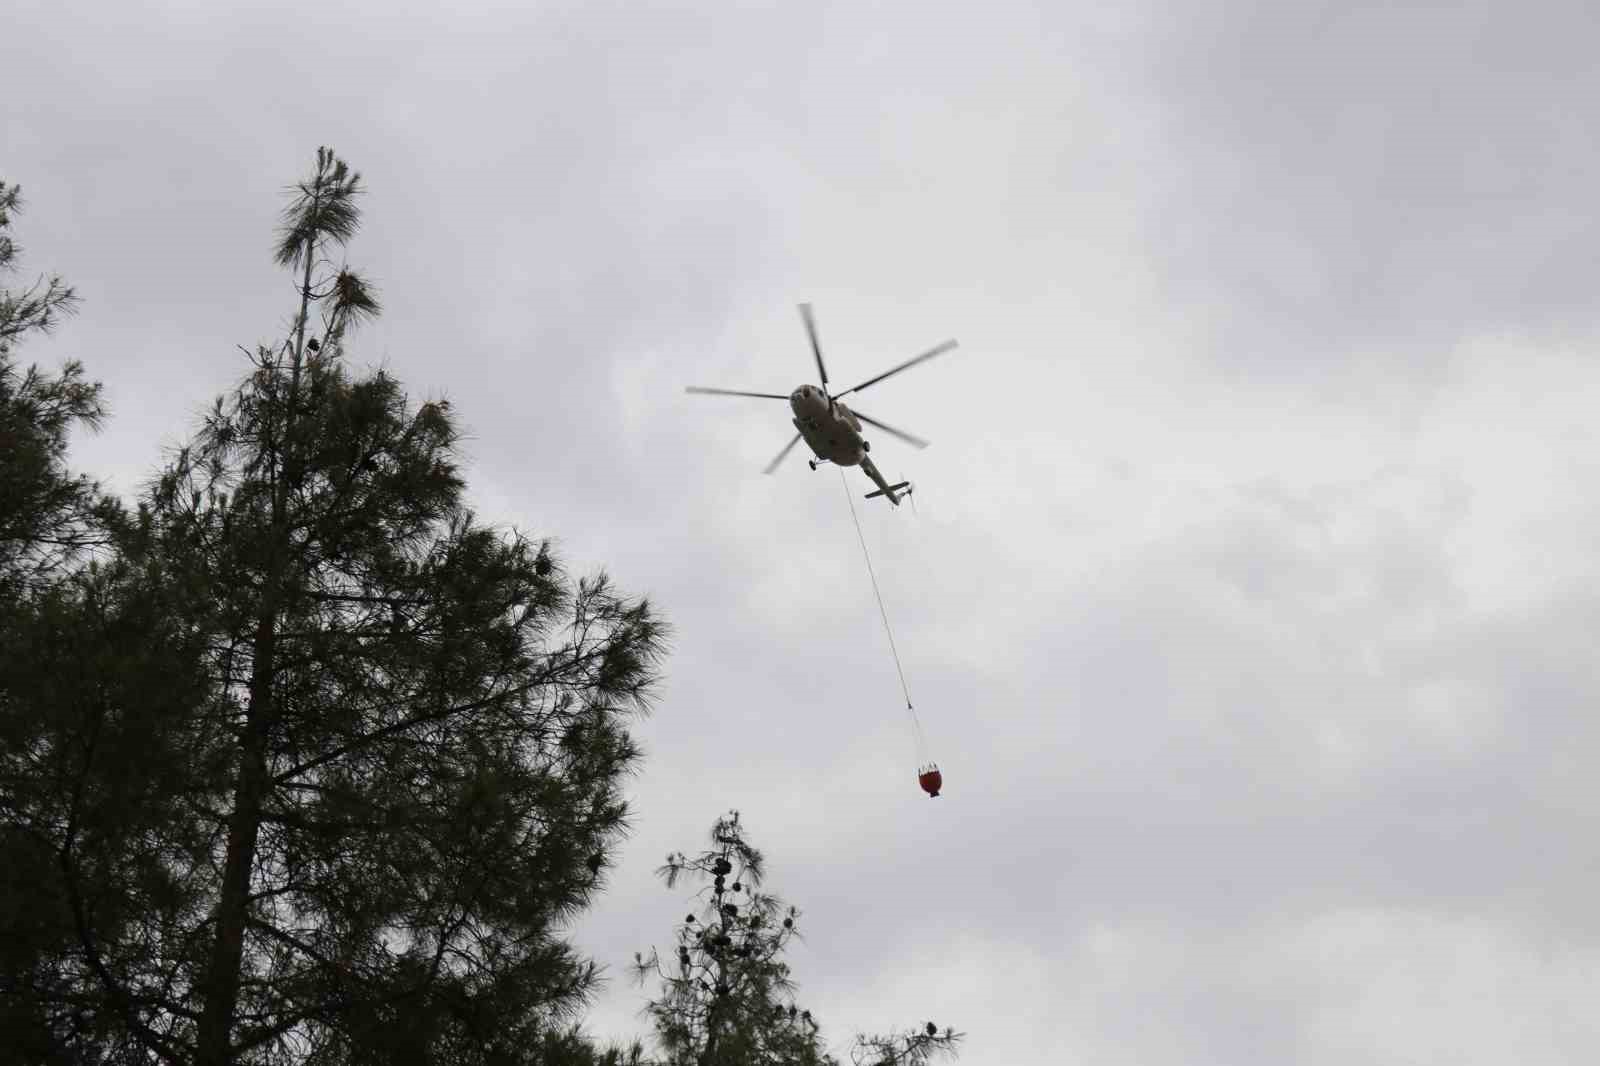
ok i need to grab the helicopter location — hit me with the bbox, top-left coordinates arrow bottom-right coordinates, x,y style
687,304 -> 958,506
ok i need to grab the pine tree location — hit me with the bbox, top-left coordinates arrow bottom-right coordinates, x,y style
634,812 -> 962,1066
0,177 -> 151,1063
0,179 -> 110,597
845,1025 -> 965,1066
1,532 -> 217,1063
0,182 -> 78,355
2,149 -> 667,1065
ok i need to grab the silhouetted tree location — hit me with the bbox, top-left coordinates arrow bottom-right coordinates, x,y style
846,1024 -> 964,1066
0,182 -> 77,354
0,180 -> 111,597
0,178 -> 152,1064
1,531 -> 216,1063
1,149 -> 667,1066
635,812 -> 961,1066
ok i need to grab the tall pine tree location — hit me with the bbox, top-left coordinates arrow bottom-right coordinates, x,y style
2,149 -> 667,1065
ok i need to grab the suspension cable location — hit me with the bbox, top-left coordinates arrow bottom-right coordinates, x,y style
839,470 -> 929,761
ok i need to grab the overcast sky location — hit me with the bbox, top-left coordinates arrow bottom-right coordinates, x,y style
8,2 -> 1600,1062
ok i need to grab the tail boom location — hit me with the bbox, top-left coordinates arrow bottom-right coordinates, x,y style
860,457 -> 911,505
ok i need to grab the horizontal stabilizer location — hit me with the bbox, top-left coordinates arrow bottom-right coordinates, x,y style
864,480 -> 912,501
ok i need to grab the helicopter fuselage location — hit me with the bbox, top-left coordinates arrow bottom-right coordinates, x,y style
789,384 -> 866,466
684,305 -> 952,506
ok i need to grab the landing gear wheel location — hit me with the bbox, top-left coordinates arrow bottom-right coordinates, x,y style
808,459 -> 818,471
862,440 -> 871,452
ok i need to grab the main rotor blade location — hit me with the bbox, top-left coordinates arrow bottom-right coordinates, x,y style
852,409 -> 929,449
799,303 -> 829,390
832,339 -> 958,400
686,386 -> 790,400
763,432 -> 804,474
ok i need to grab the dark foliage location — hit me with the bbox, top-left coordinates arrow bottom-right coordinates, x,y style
635,813 -> 962,1066
0,150 -> 667,1066
0,181 -> 113,597
0,175 -> 194,1064
0,182 -> 79,353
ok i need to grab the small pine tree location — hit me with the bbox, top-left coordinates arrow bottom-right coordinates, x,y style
635,812 -> 962,1066
847,1023 -> 965,1066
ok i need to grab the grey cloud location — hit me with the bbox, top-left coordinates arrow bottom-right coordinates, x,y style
7,2 -> 1600,1062
1141,1 -> 1600,368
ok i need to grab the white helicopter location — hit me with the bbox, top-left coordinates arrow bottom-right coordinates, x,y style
687,304 -> 958,506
